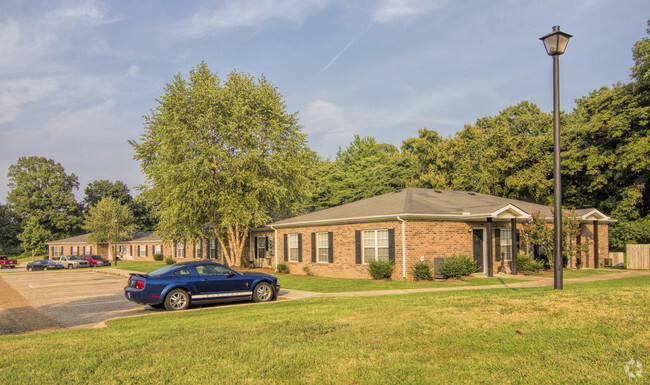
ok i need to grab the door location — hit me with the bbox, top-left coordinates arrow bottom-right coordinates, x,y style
473,229 -> 485,273
254,237 -> 267,268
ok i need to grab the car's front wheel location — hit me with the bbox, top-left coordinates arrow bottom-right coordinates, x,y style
27,266 -> 32,271
253,282 -> 274,302
164,289 -> 190,311
43,266 -> 48,271
67,264 -> 72,269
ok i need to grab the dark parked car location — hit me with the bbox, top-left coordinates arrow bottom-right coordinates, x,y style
124,261 -> 280,311
26,259 -> 65,271
79,255 -> 111,267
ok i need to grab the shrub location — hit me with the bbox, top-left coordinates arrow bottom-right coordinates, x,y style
153,253 -> 163,261
368,259 -> 394,280
276,263 -> 289,274
517,254 -> 544,273
440,254 -> 476,279
413,261 -> 432,281
164,256 -> 175,265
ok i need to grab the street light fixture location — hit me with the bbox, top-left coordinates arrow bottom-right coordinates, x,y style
540,26 -> 572,290
113,217 -> 118,267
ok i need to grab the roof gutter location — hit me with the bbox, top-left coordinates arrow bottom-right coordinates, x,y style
397,216 -> 406,279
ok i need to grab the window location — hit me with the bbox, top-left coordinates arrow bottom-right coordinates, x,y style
500,229 -> 512,261
52,246 -> 63,258
209,239 -> 217,259
83,246 -> 92,254
153,244 -> 162,255
138,245 -> 147,257
363,229 -> 389,264
71,246 -> 79,255
196,264 -> 232,276
174,268 -> 191,276
317,232 -> 329,263
288,234 -> 299,262
195,240 -> 202,259
176,242 -> 185,259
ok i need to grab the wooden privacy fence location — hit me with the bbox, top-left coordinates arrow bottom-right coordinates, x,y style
626,244 -> 650,270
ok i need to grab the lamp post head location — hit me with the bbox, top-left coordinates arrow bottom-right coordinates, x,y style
540,26 -> 572,56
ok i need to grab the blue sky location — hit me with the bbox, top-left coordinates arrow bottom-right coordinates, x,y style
0,0 -> 648,202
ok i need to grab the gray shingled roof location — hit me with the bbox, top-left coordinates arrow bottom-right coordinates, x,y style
270,188 -> 611,227
47,231 -> 162,245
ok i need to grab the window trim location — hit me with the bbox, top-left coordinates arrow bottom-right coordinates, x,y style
362,229 -> 390,264
288,233 -> 299,263
500,229 -> 512,261
316,232 -> 329,263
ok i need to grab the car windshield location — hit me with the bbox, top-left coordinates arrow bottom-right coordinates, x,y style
69,256 -> 82,260
44,260 -> 56,264
93,256 -> 105,260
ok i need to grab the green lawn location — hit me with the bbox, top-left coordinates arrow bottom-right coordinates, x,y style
535,268 -> 621,279
275,274 -> 526,292
1,275 -> 647,384
111,260 -> 167,273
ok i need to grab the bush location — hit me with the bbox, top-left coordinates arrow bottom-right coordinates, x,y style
440,254 -> 476,279
413,261 -> 432,281
368,259 -> 394,280
517,254 -> 544,273
164,257 -> 175,265
153,253 -> 163,261
276,263 -> 289,274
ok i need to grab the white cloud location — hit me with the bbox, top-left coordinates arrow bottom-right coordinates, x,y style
0,78 -> 60,124
373,0 -> 446,23
125,65 -> 140,79
178,0 -> 330,37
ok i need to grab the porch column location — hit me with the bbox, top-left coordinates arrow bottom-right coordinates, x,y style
487,218 -> 493,277
578,225 -> 584,268
593,220 -> 599,268
511,218 -> 518,275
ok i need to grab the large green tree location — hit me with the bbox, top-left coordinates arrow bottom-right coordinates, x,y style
82,180 -> 132,212
17,217 -> 53,260
84,197 -> 137,243
304,135 -> 417,211
131,62 -> 312,266
6,156 -> 81,238
0,203 -> 22,255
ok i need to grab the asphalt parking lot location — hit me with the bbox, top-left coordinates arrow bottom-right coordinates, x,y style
0,269 -> 148,335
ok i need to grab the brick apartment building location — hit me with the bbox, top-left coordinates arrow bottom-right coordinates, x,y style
253,188 -> 612,280
47,188 -> 612,280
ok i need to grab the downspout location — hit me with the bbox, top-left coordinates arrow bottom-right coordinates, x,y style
269,225 -> 278,271
397,216 -> 407,279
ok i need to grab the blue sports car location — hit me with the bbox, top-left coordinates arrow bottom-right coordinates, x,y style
124,261 -> 281,311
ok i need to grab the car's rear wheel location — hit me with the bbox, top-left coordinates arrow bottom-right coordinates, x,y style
67,264 -> 72,269
164,289 -> 189,311
43,267 -> 48,271
253,282 -> 274,302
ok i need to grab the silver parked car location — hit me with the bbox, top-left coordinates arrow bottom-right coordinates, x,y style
58,255 -> 90,269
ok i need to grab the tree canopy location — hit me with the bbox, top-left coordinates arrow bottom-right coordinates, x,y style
82,180 -> 132,212
84,197 -> 137,243
6,156 -> 81,238
131,62 -> 313,266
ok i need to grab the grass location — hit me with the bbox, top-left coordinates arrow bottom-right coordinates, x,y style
275,274 -> 525,293
535,268 -> 621,279
111,260 -> 167,273
1,275 -> 648,384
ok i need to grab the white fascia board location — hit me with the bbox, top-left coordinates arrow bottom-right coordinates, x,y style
271,211 -> 531,228
490,204 -> 531,219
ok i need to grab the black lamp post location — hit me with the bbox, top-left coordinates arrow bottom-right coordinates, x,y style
540,26 -> 572,290
113,217 -> 118,267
